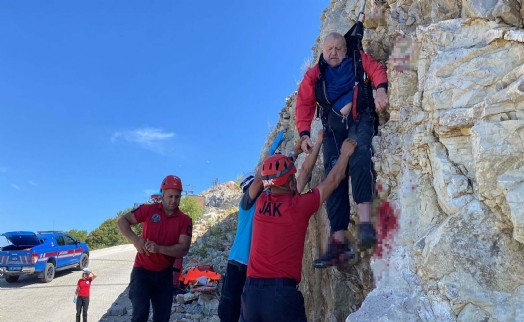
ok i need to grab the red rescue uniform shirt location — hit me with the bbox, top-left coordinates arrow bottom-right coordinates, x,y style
77,277 -> 93,297
133,203 -> 192,271
247,188 -> 320,283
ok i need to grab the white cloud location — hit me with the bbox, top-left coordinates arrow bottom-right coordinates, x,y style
11,184 -> 21,191
144,189 -> 160,197
28,180 -> 38,186
111,128 -> 175,154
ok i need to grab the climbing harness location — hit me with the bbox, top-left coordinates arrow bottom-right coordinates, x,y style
315,1 -> 376,134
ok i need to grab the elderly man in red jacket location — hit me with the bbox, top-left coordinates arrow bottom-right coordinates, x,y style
296,31 -> 389,268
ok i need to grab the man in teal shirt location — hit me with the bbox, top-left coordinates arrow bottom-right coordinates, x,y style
218,171 -> 262,322
218,130 -> 285,322
219,130 -> 289,322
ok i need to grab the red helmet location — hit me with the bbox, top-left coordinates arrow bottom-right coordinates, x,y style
160,175 -> 183,192
261,154 -> 296,188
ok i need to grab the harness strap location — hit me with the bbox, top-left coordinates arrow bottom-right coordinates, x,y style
352,83 -> 359,121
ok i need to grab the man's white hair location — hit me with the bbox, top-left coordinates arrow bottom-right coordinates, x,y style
323,32 -> 346,48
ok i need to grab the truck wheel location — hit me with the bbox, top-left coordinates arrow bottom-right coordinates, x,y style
5,276 -> 19,283
41,262 -> 55,283
78,253 -> 89,270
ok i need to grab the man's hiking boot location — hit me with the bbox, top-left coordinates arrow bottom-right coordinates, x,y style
313,240 -> 341,269
313,239 -> 356,269
358,222 -> 377,250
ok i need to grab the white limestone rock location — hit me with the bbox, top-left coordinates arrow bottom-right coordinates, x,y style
492,0 -> 523,27
457,303 -> 490,322
427,142 -> 473,216
462,0 -> 498,19
497,167 -> 524,243
471,121 -> 524,207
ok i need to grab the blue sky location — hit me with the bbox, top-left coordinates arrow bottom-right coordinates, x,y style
0,0 -> 328,233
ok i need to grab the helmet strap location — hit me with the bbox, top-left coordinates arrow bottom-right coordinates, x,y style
269,176 -> 296,195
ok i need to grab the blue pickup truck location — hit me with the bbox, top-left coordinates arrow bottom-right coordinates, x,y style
0,231 -> 90,283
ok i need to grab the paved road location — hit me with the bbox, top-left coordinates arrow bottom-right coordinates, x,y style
0,244 -> 136,322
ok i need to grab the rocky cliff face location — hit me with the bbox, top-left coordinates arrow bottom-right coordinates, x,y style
260,1 -> 524,321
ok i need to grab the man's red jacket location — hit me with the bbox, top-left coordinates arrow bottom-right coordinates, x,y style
296,51 -> 388,136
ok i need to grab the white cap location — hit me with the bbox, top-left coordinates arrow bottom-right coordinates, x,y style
240,171 -> 256,192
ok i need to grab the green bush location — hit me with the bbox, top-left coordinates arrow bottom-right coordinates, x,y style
179,196 -> 204,222
87,218 -> 128,250
66,229 -> 88,243
113,207 -> 142,237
